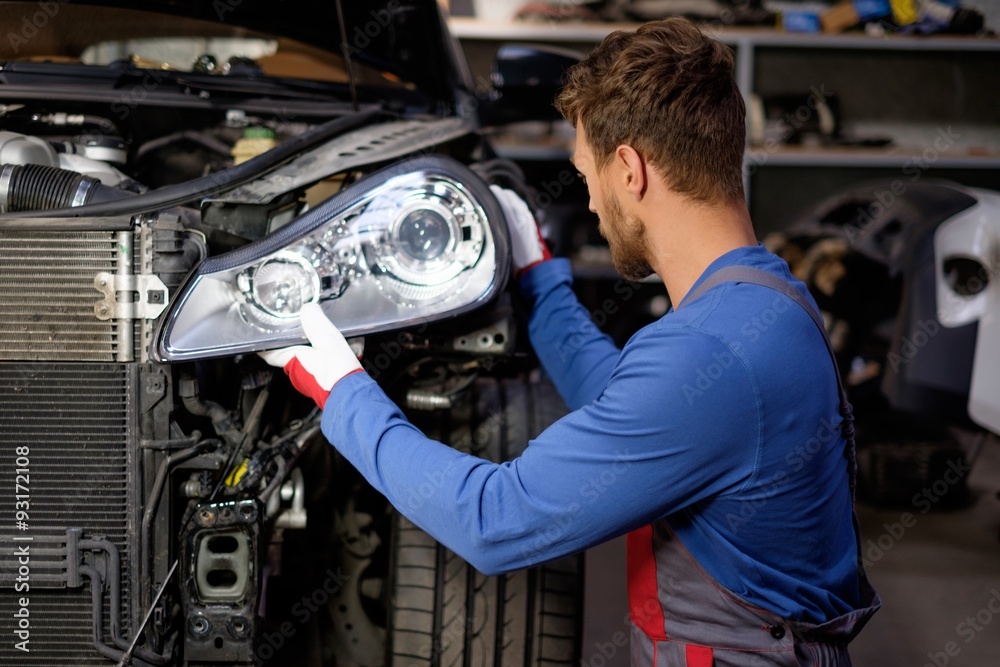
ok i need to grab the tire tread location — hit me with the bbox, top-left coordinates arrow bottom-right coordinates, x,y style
388,376 -> 583,667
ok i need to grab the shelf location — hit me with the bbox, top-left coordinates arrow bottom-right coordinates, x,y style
448,17 -> 1000,51
491,140 -> 1000,169
452,16 -> 1000,225
449,18 -> 634,43
747,146 -> 1000,169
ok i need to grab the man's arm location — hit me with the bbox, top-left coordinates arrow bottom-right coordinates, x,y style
490,185 -> 620,408
519,259 -> 620,409
321,326 -> 757,575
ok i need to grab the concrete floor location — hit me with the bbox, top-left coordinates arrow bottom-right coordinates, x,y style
581,438 -> 1000,666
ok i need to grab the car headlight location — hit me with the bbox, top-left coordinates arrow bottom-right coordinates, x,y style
155,155 -> 510,361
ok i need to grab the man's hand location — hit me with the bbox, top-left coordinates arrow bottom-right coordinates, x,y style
491,185 -> 551,276
259,302 -> 363,409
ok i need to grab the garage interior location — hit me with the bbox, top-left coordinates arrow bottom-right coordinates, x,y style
0,0 -> 997,665
447,2 -> 1000,665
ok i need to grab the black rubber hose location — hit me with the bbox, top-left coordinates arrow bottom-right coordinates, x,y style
1,163 -> 135,212
140,440 -> 215,611
80,114 -> 121,135
4,107 -> 383,219
135,129 -> 234,162
6,163 -> 85,211
79,565 -> 158,667
80,537 -> 172,665
179,374 -> 236,436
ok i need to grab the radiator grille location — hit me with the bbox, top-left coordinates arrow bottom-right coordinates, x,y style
0,363 -> 133,666
0,232 -> 120,362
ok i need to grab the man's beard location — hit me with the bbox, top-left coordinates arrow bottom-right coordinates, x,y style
600,188 -> 653,281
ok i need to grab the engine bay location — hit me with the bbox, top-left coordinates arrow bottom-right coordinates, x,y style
0,88 -> 560,667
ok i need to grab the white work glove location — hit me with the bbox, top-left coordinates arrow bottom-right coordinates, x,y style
490,185 -> 551,275
259,302 -> 363,409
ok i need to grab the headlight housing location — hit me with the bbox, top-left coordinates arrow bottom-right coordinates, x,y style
156,155 -> 510,361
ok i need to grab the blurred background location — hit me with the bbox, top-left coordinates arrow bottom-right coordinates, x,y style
446,1 -> 1000,664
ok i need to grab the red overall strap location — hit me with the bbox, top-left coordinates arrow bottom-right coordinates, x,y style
626,525 -> 667,640
685,644 -> 714,667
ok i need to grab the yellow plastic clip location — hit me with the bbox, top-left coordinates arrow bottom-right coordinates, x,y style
225,459 -> 250,487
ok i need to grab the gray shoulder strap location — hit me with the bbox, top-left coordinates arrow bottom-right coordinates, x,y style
678,264 -> 857,500
678,264 -> 844,400
681,265 -> 824,331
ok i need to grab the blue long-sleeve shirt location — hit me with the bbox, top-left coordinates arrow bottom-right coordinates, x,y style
321,245 -> 861,623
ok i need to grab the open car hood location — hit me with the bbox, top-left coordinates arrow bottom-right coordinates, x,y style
1,0 -> 469,110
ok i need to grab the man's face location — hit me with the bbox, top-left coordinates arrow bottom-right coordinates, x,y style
572,124 -> 653,281
601,183 -> 654,281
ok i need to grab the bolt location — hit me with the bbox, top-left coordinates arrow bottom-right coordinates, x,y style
238,503 -> 257,522
197,508 -> 217,527
182,479 -> 203,498
188,615 -> 211,638
228,616 -> 250,639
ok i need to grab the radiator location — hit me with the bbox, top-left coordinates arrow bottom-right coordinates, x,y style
0,226 -> 139,665
0,231 -> 121,362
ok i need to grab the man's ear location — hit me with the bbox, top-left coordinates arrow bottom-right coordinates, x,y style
615,144 -> 646,200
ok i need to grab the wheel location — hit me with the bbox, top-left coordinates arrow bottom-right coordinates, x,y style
388,375 -> 583,667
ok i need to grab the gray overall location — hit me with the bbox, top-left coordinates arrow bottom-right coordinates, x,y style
626,266 -> 881,666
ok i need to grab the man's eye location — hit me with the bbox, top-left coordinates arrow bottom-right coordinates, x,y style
576,172 -> 587,184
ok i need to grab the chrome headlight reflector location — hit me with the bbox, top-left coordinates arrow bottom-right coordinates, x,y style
237,251 -> 321,321
156,156 -> 509,361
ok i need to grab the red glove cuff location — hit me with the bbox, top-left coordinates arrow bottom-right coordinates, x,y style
284,357 -> 331,410
283,358 -> 365,410
516,228 -> 552,278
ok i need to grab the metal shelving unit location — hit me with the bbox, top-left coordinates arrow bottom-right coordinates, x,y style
448,18 -> 1000,50
748,146 -> 1000,169
450,18 -> 1000,229
449,18 -> 1000,89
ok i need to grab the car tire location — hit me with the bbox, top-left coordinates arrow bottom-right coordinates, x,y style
387,376 -> 583,667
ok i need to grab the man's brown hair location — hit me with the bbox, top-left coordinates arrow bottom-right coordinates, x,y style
556,18 -> 745,204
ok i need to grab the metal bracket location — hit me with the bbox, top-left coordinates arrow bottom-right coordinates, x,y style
94,272 -> 169,321
453,317 -> 514,355
273,468 -> 307,530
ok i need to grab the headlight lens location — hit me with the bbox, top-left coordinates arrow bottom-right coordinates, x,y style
238,252 -> 321,320
396,208 -> 452,261
156,156 -> 509,361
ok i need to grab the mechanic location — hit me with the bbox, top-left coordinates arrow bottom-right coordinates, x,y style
262,17 -> 880,666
